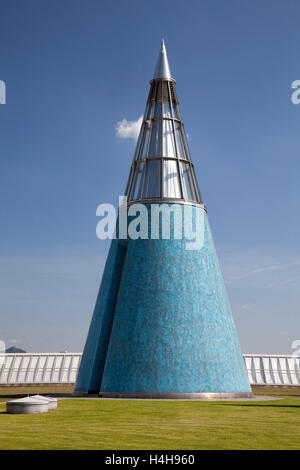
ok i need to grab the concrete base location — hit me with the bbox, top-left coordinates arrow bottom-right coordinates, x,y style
72,390 -> 98,397
97,391 -> 255,400
61,394 -> 282,402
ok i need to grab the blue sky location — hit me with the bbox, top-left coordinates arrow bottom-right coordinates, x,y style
0,0 -> 299,353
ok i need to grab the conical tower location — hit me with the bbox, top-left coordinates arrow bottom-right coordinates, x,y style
74,41 -> 252,398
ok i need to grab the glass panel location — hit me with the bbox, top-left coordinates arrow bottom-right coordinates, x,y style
174,123 -> 185,159
163,100 -> 172,117
181,162 -> 194,200
125,166 -> 134,196
156,82 -> 162,102
167,83 -> 180,118
143,160 -> 161,198
162,81 -> 169,101
133,124 -> 144,160
129,162 -> 144,200
137,122 -> 151,159
181,127 -> 191,160
170,102 -> 180,120
163,120 -> 176,158
163,160 -> 182,198
147,82 -> 156,102
145,102 -> 155,120
162,82 -> 172,117
154,102 -> 162,118
190,166 -> 202,202
149,120 -> 162,157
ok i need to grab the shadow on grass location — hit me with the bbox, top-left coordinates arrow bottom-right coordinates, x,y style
216,402 -> 300,409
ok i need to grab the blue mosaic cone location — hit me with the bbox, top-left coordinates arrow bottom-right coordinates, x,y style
74,41 -> 252,398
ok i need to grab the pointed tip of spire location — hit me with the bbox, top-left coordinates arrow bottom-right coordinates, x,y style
153,39 -> 172,80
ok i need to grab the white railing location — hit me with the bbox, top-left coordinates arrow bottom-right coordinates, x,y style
0,353 -> 81,385
0,352 -> 299,386
243,354 -> 300,386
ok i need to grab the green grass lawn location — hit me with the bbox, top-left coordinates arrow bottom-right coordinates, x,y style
252,385 -> 300,398
0,397 -> 299,450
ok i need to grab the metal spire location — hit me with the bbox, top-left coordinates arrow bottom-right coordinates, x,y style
125,40 -> 202,205
153,39 -> 172,80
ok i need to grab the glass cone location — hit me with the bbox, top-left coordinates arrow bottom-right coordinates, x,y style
126,43 -> 202,204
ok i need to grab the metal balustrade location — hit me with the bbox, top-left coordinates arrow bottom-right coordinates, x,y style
243,354 -> 300,386
0,353 -> 81,385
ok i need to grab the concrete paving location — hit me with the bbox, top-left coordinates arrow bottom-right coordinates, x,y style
56,394 -> 283,402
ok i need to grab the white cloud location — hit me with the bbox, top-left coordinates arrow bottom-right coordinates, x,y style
115,116 -> 143,142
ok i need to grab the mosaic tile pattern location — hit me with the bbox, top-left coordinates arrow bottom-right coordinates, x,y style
75,204 -> 251,394
74,241 -> 126,392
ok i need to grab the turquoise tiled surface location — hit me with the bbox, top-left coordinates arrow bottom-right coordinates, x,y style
75,204 -> 251,394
